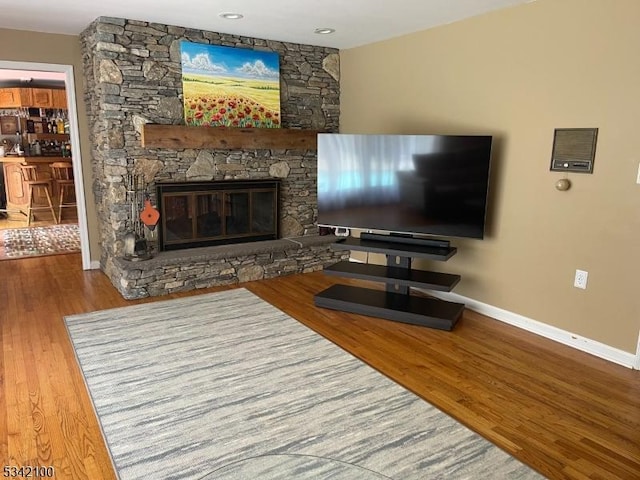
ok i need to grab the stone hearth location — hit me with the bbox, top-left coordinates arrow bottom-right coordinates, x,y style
115,235 -> 347,299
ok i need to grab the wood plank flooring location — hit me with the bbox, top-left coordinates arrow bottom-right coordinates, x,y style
1,253 -> 638,479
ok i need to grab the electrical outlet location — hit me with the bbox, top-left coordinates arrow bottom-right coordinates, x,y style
574,269 -> 588,289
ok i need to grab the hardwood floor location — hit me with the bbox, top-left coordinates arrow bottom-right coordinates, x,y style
0,210 -> 76,230
1,253 -> 638,479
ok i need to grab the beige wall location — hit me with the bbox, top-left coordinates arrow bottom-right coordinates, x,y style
0,28 -> 99,261
340,0 -> 640,353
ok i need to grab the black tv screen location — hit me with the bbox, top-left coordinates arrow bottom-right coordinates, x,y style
317,134 -> 493,239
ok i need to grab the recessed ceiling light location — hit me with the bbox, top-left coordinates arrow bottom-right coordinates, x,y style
314,28 -> 335,35
219,12 -> 244,20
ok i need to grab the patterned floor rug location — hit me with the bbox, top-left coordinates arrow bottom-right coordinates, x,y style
0,224 -> 80,259
65,289 -> 544,480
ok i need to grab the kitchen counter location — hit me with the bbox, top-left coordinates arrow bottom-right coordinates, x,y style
1,156 -> 73,218
0,155 -> 71,163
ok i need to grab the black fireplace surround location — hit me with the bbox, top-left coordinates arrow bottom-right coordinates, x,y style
156,179 -> 280,251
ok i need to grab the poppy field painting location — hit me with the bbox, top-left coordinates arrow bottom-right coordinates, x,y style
181,42 -> 281,128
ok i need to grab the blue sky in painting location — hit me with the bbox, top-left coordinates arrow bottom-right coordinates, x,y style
181,42 -> 280,80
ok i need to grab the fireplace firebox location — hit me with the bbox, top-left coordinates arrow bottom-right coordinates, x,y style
156,180 -> 280,251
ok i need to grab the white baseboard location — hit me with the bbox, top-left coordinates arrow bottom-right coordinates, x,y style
89,260 -> 101,270
425,289 -> 638,369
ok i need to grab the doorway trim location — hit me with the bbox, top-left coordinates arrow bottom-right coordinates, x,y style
0,60 -> 91,270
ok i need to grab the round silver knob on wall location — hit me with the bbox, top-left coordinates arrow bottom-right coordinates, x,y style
555,178 -> 571,191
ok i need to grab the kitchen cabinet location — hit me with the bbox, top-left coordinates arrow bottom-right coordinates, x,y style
30,88 -> 54,108
51,89 -> 67,108
0,87 -> 67,109
2,161 -> 28,206
0,88 -> 32,108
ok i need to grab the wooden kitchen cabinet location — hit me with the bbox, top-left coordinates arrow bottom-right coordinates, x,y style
51,88 -> 67,108
0,87 -> 67,109
2,161 -> 28,205
30,88 -> 54,108
0,88 -> 32,108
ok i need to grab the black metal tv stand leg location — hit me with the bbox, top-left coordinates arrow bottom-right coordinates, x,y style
386,253 -> 410,295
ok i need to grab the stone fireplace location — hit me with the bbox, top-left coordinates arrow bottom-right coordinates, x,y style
80,17 -> 348,299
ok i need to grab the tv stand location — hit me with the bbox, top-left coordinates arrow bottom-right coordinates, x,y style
314,235 -> 464,331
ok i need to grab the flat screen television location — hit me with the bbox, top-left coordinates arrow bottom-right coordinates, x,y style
317,133 -> 493,239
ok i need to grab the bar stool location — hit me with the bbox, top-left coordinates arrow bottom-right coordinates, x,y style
50,162 -> 76,222
19,163 -> 58,226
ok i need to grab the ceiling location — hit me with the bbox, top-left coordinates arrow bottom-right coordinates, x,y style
0,0 -> 536,49
0,69 -> 66,88
0,70 -> 65,81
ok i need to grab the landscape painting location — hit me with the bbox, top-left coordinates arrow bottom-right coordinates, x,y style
180,42 -> 281,128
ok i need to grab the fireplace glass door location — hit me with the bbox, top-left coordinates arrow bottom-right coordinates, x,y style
225,192 -> 249,235
252,190 -> 276,233
196,193 -> 223,238
163,194 -> 192,241
157,180 -> 279,251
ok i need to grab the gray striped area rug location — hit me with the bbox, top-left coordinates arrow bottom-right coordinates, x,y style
65,288 -> 543,480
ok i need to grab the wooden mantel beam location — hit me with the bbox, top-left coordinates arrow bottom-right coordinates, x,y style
141,124 -> 320,150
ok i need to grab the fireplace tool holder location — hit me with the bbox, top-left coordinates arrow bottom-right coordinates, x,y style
123,173 -> 156,261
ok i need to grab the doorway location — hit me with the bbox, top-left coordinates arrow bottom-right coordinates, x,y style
0,60 -> 90,268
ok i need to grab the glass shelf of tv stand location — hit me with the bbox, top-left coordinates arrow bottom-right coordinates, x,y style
331,236 -> 457,261
322,261 -> 461,292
